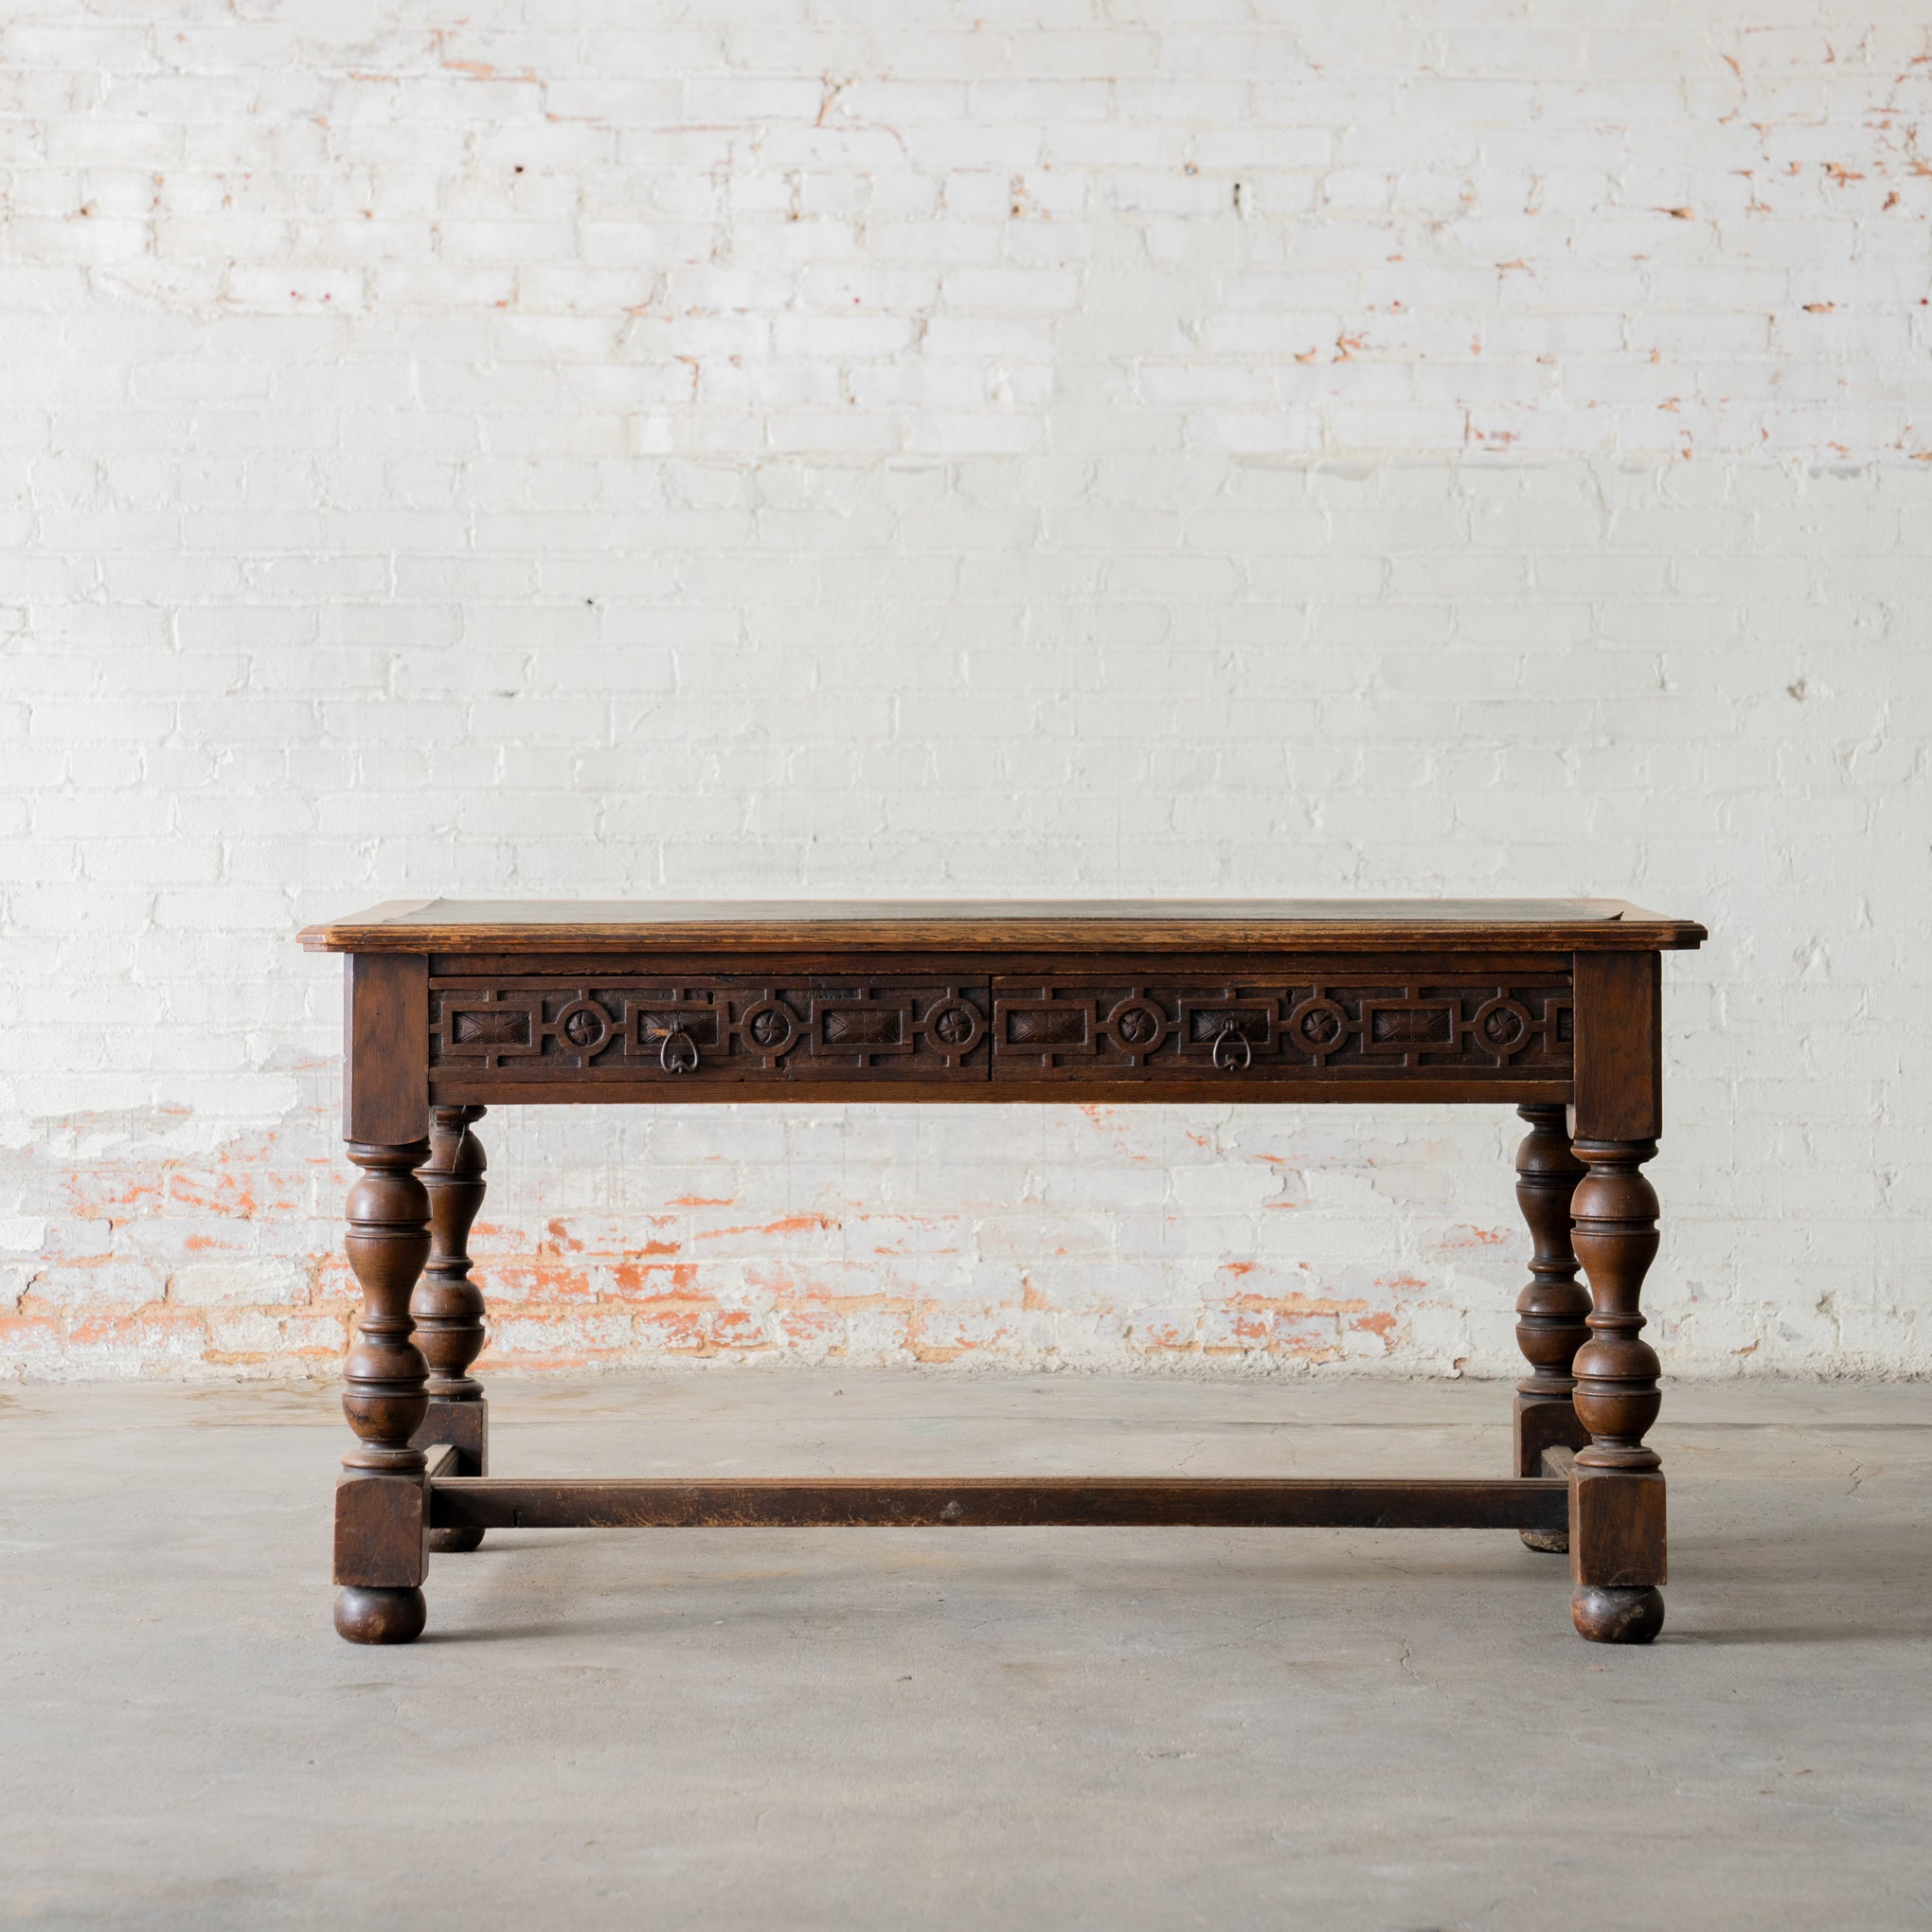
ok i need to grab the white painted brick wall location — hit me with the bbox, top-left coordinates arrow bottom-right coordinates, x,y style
1,3 -> 1926,1381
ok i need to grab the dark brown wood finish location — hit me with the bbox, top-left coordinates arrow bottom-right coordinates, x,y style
1566,947 -> 1672,1641
429,1475 -> 1569,1534
333,1137 -> 432,1645
311,899 -> 1702,1648
430,974 -> 993,1085
421,962 -> 1574,1095
1512,1102 -> 1591,1555
1566,1136 -> 1669,1641
1574,950 -> 1664,1140
434,1073 -> 1580,1108
409,1105 -> 491,1552
343,953 -> 429,1145
989,972 -> 1574,1082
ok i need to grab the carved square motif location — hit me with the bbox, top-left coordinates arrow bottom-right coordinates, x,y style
437,995 -> 542,1064
818,1004 -> 907,1048
1008,1008 -> 1087,1045
993,995 -> 1099,1065
1363,1001 -> 1457,1051
452,1008 -> 531,1048
1177,998 -> 1279,1056
631,1006 -> 721,1050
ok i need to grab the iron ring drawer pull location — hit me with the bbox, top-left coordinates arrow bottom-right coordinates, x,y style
1212,1021 -> 1252,1073
660,1028 -> 700,1075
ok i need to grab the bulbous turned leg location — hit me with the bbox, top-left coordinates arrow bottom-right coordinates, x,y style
1511,1103 -> 1589,1550
414,1105 -> 490,1553
1567,1136 -> 1667,1644
333,1140 -> 432,1644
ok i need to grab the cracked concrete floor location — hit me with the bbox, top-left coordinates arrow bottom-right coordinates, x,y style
3,1373 -> 1928,1930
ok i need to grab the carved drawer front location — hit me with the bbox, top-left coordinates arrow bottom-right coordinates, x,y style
991,976 -> 1573,1081
431,975 -> 992,1084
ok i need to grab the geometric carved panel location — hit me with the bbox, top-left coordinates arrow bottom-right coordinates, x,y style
430,976 -> 993,1083
990,979 -> 1573,1079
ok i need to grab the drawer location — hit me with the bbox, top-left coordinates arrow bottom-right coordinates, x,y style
430,975 -> 991,1084
990,975 -> 1573,1081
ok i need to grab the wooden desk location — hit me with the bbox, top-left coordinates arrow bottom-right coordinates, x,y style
299,898 -> 1706,1647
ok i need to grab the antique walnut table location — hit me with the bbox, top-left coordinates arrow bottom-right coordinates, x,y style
298,897 -> 1706,1647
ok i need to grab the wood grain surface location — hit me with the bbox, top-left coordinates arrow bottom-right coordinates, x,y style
300,897 -> 1707,955
428,1474 -> 1571,1533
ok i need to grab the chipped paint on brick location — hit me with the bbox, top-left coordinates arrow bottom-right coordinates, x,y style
0,1077 -> 1542,1381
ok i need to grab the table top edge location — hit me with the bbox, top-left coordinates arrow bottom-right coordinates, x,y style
298,897 -> 1708,954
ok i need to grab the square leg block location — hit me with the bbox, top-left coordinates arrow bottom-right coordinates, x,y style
1513,1393 -> 1590,1478
411,1395 -> 488,1476
333,1473 -> 429,1589
1568,1466 -> 1666,1589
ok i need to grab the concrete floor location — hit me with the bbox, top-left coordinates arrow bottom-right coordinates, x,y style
2,1374 -> 1927,1931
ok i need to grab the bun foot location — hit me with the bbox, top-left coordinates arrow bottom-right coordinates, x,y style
335,1585 -> 427,1645
1520,1527 -> 1569,1553
1571,1584 -> 1664,1644
428,1526 -> 485,1554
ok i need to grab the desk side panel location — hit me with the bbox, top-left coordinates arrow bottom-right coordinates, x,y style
1572,952 -> 1662,1140
344,954 -> 430,1144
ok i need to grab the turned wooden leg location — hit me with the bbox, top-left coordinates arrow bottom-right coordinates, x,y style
1512,1103 -> 1590,1550
1567,1136 -> 1667,1644
334,1139 -> 433,1644
412,1105 -> 490,1553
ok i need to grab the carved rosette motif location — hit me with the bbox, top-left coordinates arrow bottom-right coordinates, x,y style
431,977 -> 992,1080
